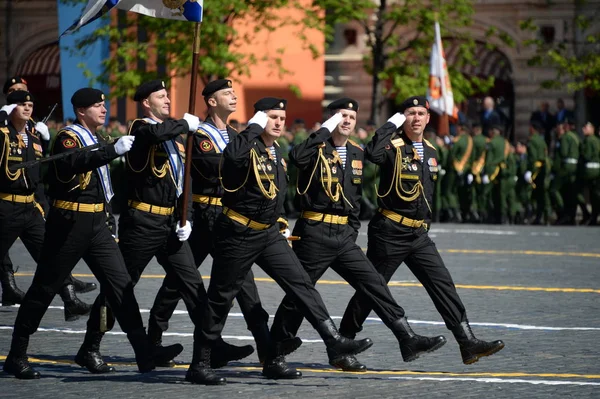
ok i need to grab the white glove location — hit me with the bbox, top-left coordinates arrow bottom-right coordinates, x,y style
0,104 -> 18,115
482,174 -> 490,185
514,176 -> 518,182
439,168 -> 446,176
280,228 -> 291,239
183,113 -> 200,132
35,122 -> 50,141
467,173 -> 474,185
387,113 -> 406,129
444,136 -> 452,145
248,111 -> 269,129
321,112 -> 343,133
524,171 -> 532,183
114,135 -> 136,155
176,220 -> 192,241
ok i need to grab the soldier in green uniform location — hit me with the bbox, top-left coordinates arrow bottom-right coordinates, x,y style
424,127 -> 446,223
550,120 -> 580,225
469,122 -> 487,223
504,144 -> 518,224
482,125 -> 509,224
447,122 -> 473,222
525,122 -> 551,225
577,122 -> 600,225
514,141 -> 532,224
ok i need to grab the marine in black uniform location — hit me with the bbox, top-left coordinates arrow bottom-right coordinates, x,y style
0,79 -> 95,307
149,79 -> 270,364
186,98 -> 373,386
338,96 -> 505,365
3,88 -> 172,379
269,98 -> 447,372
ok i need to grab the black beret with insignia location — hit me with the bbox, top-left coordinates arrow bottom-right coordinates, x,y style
254,97 -> 287,111
133,79 -> 166,102
202,79 -> 233,97
3,76 -> 27,95
327,97 -> 359,112
6,90 -> 34,105
71,88 -> 106,108
399,96 -> 430,113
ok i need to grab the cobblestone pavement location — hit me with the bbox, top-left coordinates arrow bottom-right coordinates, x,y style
1,222 -> 599,398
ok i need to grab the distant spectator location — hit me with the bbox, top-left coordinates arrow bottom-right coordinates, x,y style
555,98 -> 574,125
480,96 -> 502,137
530,101 -> 555,148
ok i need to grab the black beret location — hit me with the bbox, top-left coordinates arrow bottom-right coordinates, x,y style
254,97 -> 287,111
133,79 -> 166,102
6,90 -> 34,105
399,96 -> 430,112
530,120 -> 545,133
327,97 -> 359,112
202,79 -> 232,97
3,76 -> 27,95
71,88 -> 105,108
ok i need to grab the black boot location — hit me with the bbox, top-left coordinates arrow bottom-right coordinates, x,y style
60,284 -> 92,322
71,276 -> 97,293
278,337 -> 303,357
316,318 -> 373,359
262,354 -> 302,380
452,321 -> 504,364
3,335 -> 40,379
147,325 -> 175,367
210,337 -> 254,369
185,343 -> 226,385
1,270 -> 25,306
75,331 -> 116,374
250,323 -> 271,365
391,317 -> 447,362
127,327 -> 183,373
328,354 -> 367,372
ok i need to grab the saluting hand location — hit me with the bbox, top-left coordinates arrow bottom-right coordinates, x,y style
114,135 -> 136,155
321,112 -> 343,133
387,112 -> 406,129
248,111 -> 268,129
0,104 -> 18,115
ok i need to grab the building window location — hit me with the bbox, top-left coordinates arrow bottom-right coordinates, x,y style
539,25 -> 555,44
343,28 -> 357,46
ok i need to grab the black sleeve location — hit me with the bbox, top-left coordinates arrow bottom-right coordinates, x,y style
131,119 -> 189,144
365,122 -> 397,165
289,127 -> 331,169
53,131 -> 119,174
223,123 -> 264,168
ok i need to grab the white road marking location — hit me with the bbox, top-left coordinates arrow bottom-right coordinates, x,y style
387,376 -> 600,386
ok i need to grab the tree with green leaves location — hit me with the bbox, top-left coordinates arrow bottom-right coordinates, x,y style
62,0 -> 309,98
520,0 -> 600,92
305,0 -> 501,124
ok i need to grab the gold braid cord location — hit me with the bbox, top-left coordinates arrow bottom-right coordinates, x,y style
219,148 -> 278,200
296,146 -> 353,207
376,149 -> 422,202
3,134 -> 22,181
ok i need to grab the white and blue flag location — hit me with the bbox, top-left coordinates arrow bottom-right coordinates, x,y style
62,0 -> 203,36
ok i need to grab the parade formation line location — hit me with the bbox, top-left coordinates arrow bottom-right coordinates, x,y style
0,355 -> 598,387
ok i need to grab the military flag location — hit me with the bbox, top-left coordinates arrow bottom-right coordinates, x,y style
427,20 -> 454,117
62,0 -> 203,36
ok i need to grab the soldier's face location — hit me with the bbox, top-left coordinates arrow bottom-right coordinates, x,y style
7,83 -> 27,95
79,102 -> 107,127
146,89 -> 170,119
336,110 -> 357,137
403,106 -> 430,137
12,101 -> 33,122
264,110 -> 286,139
210,89 -> 237,113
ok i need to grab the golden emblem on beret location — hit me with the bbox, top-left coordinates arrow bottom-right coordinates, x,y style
279,102 -> 284,108
101,94 -> 105,100
413,99 -> 418,105
161,81 -> 165,87
11,79 -> 16,84
26,95 -> 30,101
348,103 -> 353,109
227,81 -> 232,87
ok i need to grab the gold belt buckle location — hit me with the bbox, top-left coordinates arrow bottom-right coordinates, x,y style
94,204 -> 102,212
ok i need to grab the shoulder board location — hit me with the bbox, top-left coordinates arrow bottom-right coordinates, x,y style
57,129 -> 78,139
423,138 -> 436,150
347,139 -> 363,151
129,118 -> 149,134
391,137 -> 405,148
0,127 -> 9,134
274,141 -> 280,147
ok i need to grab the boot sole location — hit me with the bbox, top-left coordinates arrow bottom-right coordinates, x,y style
329,359 -> 367,372
75,357 -> 116,374
403,337 -> 447,362
463,342 -> 505,365
74,286 -> 97,294
185,374 -> 227,385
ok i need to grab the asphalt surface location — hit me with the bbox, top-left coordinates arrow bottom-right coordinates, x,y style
1,221 -> 599,398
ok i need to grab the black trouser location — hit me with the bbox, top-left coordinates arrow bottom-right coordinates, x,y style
149,204 -> 268,334
0,200 -> 75,284
86,208 -> 206,334
12,208 -> 144,337
339,213 -> 467,337
270,218 -> 405,344
200,214 -> 330,343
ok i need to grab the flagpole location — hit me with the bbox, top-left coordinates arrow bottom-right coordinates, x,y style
180,21 -> 202,227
